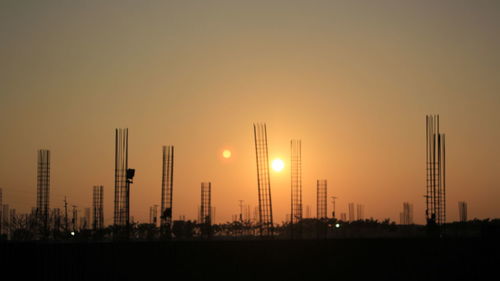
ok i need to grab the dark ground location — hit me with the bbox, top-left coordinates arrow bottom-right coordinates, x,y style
1,237 -> 499,281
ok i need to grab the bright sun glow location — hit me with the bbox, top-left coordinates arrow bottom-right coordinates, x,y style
222,149 -> 231,159
272,158 -> 285,172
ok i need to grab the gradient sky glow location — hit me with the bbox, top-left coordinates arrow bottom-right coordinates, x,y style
1,0 -> 499,225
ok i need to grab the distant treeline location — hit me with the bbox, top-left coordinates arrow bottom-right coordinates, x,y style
1,217 -> 499,241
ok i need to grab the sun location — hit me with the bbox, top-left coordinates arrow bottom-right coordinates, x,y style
272,158 -> 284,172
222,149 -> 231,159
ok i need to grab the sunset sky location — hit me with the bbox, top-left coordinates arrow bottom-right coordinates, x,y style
0,0 -> 499,225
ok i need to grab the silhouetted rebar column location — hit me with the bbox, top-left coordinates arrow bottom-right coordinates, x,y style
426,115 -> 446,226
290,139 -> 302,238
150,205 -> 158,225
340,213 -> 347,221
36,149 -> 50,231
72,205 -> 78,232
330,197 -> 338,219
160,145 -> 174,234
356,204 -> 364,221
51,208 -> 61,233
253,123 -> 273,237
401,202 -> 413,225
114,128 -> 129,226
82,208 -> 90,230
93,185 -> 104,230
0,188 -> 2,235
2,204 -> 9,237
316,180 -> 327,219
200,182 -> 211,238
458,201 -> 467,222
348,203 -> 355,222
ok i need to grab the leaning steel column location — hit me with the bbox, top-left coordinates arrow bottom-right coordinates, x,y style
36,149 -> 50,232
253,123 -> 273,237
160,145 -> 174,236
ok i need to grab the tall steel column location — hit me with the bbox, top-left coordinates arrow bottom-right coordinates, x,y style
290,140 -> 302,238
316,180 -> 327,219
348,203 -> 355,222
458,201 -> 467,222
253,123 -> 273,237
0,188 -> 2,235
150,205 -> 158,225
114,128 -> 129,226
200,182 -> 211,238
93,185 -> 104,230
356,204 -> 364,221
160,145 -> 174,234
36,149 -> 50,229
426,115 -> 446,226
400,202 -> 413,225
83,208 -> 91,230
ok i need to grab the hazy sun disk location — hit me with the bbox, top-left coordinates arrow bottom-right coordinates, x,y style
222,149 -> 231,158
272,158 -> 285,172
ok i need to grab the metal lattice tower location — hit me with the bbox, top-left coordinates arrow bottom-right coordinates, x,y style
316,180 -> 327,219
426,115 -> 446,226
114,128 -> 129,226
458,201 -> 467,222
93,185 -> 104,230
36,149 -> 50,229
200,182 -> 212,237
160,145 -> 174,232
253,123 -> 273,237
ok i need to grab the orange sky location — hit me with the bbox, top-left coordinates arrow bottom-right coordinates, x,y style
0,0 -> 499,225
